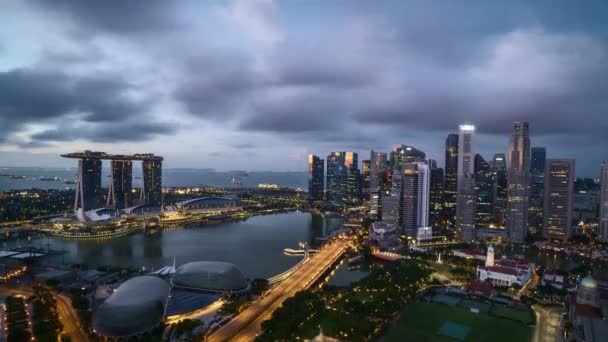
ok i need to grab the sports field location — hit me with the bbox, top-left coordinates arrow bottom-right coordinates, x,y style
384,302 -> 533,342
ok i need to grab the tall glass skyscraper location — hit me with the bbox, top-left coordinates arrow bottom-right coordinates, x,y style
543,159 -> 574,241
369,151 -> 388,218
402,162 -> 431,240
390,145 -> 426,171
492,154 -> 507,227
326,152 -> 347,205
529,147 -> 546,236
456,125 -> 476,241
361,160 -> 371,202
429,167 -> 444,231
109,160 -> 133,209
307,154 -> 324,202
443,134 -> 459,230
344,152 -> 360,204
506,122 -> 531,243
75,158 -> 102,211
600,162 -> 608,243
474,154 -> 493,228
143,160 -> 163,207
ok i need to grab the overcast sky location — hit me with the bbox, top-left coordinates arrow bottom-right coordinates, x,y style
0,0 -> 607,176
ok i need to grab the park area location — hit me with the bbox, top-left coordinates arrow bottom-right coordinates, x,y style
384,291 -> 533,342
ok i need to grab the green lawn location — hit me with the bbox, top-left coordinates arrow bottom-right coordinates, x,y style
384,303 -> 533,342
491,304 -> 533,324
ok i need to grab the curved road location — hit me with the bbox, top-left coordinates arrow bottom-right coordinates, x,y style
207,241 -> 347,342
0,286 -> 89,342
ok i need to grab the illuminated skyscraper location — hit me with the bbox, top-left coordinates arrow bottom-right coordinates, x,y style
543,159 -> 574,241
344,152 -> 360,204
429,167 -> 444,231
443,134 -> 459,230
492,153 -> 507,227
475,154 -> 493,228
361,160 -> 371,202
400,162 -> 432,240
75,158 -> 102,211
326,152 -> 347,205
108,160 -> 133,209
529,147 -> 546,236
381,194 -> 400,224
369,151 -> 388,217
390,145 -> 426,171
456,125 -> 476,241
307,154 -> 324,202
506,122 -> 531,243
143,160 -> 163,207
600,162 -> 608,243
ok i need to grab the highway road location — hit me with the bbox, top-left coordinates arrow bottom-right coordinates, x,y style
207,241 -> 347,342
532,304 -> 563,342
56,293 -> 89,342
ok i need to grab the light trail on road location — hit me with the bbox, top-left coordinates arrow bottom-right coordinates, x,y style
207,241 -> 347,342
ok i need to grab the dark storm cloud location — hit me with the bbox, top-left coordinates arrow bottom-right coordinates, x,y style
174,59 -> 368,123
30,121 -> 176,143
0,68 -> 173,144
175,53 -> 260,119
239,91 -> 350,134
353,29 -> 608,137
6,0 -> 608,174
28,0 -> 179,35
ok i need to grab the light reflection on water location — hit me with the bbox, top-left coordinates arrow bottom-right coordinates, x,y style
3,212 -> 367,283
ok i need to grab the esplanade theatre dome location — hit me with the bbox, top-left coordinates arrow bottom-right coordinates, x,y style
92,276 -> 171,338
171,261 -> 249,293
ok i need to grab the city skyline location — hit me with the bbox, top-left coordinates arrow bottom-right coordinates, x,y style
0,0 -> 607,176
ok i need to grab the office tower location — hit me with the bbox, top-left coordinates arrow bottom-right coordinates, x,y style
456,125 -> 476,241
381,195 -> 400,224
344,152 -> 360,204
326,152 -> 347,205
572,178 -> 599,223
390,145 -> 426,171
429,167 -> 444,231
600,163 -> 608,242
506,122 -> 531,243
400,162 -> 432,240
529,147 -> 546,235
361,160 -> 371,202
74,158 -> 102,212
475,154 -> 493,228
428,159 -> 438,169
574,178 -> 599,194
492,153 -> 507,227
307,154 -> 324,202
369,151 -> 388,217
543,159 -> 574,241
443,134 -> 459,230
108,160 -> 133,209
143,160 -> 163,207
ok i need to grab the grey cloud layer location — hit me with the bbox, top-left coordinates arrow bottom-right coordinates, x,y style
0,69 -> 175,144
5,1 -> 608,174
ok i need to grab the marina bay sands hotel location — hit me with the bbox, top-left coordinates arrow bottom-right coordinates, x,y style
61,151 -> 163,216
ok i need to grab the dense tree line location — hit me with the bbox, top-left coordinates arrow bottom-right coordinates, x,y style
257,260 -> 432,341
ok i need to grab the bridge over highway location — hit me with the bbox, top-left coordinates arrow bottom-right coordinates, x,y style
207,241 -> 348,342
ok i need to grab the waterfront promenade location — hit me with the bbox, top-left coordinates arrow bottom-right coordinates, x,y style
207,240 -> 348,342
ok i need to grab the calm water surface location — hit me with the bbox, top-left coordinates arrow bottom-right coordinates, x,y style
3,212 -> 350,280
0,167 -> 307,191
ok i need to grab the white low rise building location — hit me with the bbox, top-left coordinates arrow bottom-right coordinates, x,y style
476,245 -> 533,287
